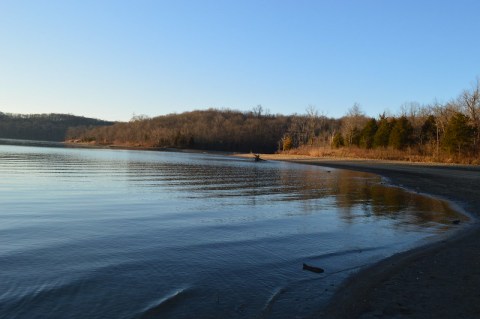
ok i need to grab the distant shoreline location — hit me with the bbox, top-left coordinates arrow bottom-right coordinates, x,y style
66,140 -> 238,155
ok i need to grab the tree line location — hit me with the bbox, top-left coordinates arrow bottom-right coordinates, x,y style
0,112 -> 114,141
67,107 -> 312,153
303,79 -> 479,161
66,105 -> 348,153
12,78 -> 480,164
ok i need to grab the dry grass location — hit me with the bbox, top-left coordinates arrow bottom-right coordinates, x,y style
280,146 -> 480,165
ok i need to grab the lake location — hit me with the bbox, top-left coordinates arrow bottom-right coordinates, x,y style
0,141 -> 467,318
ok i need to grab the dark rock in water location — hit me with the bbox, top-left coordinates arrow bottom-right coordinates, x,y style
452,220 -> 461,225
303,263 -> 324,273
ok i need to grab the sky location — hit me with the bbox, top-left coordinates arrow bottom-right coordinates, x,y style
1,0 -> 480,122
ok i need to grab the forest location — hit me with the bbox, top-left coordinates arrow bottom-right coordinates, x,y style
0,79 -> 470,164
67,107 -> 301,153
283,79 -> 480,164
0,112 -> 114,141
66,79 -> 480,164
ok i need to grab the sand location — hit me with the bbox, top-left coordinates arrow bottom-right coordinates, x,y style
237,154 -> 480,318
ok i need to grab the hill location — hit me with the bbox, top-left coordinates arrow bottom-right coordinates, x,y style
0,112 -> 115,141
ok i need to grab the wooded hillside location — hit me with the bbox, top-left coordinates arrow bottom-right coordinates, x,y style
67,107 -> 339,153
0,112 -> 114,141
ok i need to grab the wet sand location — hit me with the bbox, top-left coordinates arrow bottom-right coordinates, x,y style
237,154 -> 480,318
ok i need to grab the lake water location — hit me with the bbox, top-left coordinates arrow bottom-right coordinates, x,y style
0,141 -> 467,318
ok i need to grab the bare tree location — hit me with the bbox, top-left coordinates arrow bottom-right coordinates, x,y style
305,105 -> 319,145
342,103 -> 367,146
252,105 -> 263,118
459,78 -> 480,153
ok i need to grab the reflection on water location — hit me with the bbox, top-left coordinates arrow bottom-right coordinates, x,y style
0,142 -> 467,319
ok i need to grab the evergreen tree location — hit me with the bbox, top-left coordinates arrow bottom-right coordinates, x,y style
389,116 -> 413,150
332,132 -> 344,148
442,112 -> 474,155
420,115 -> 437,145
360,118 -> 378,148
373,117 -> 394,148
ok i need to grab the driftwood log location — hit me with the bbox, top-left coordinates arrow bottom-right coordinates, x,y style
303,263 -> 324,273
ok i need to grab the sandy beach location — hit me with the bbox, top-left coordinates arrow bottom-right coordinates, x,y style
237,154 -> 480,318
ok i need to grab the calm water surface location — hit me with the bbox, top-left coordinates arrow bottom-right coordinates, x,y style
0,142 -> 467,318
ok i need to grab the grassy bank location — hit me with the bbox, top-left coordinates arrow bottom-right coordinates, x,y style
279,146 -> 480,165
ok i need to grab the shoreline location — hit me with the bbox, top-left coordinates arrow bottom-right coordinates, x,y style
63,141 -> 237,155
237,154 -> 480,318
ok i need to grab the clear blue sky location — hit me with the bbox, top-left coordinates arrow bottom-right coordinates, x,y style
1,0 -> 479,121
